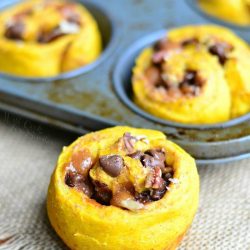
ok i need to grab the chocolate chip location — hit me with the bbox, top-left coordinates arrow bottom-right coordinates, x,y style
141,154 -> 153,168
145,149 -> 165,162
65,170 -> 94,197
136,164 -> 170,203
140,150 -> 166,169
181,38 -> 199,47
65,171 -> 76,187
151,175 -> 167,200
92,181 -> 112,205
162,172 -> 173,185
183,70 -> 197,83
135,179 -> 167,202
5,21 -> 25,40
127,151 -> 143,159
179,70 -> 204,96
135,190 -> 151,204
208,42 -> 233,65
37,27 -> 65,43
99,155 -> 124,177
154,38 -> 168,51
209,44 -> 226,65
150,184 -> 167,201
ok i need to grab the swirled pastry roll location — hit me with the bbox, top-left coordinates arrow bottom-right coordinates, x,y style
132,25 -> 250,124
47,126 -> 199,250
198,0 -> 250,26
0,0 -> 102,77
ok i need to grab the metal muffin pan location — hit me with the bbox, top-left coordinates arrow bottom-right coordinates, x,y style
0,0 -> 249,165
186,0 -> 250,42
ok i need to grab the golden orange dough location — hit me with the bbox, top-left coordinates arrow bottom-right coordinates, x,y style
132,25 -> 250,123
0,0 -> 102,77
133,49 -> 231,124
47,126 -> 199,250
198,0 -> 250,26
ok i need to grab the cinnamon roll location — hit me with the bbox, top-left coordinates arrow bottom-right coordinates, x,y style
132,25 -> 250,124
198,0 -> 250,26
47,126 -> 199,250
0,0 -> 102,77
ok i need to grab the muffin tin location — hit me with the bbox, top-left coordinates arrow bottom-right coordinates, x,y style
0,0 -> 249,165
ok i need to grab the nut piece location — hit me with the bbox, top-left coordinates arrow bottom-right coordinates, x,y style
120,199 -> 144,211
111,190 -> 133,207
123,132 -> 137,153
99,155 -> 124,177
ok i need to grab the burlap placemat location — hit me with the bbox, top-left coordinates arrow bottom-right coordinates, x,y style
0,112 -> 249,250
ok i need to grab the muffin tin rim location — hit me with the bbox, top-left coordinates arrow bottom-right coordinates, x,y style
1,99 -> 250,165
186,0 -> 250,30
0,0 -> 118,83
113,29 -> 250,130
196,152 -> 250,165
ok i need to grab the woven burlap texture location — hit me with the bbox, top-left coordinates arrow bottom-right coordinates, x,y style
0,113 -> 249,250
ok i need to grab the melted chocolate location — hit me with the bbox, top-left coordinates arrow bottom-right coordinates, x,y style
127,151 -> 143,159
64,135 -> 174,208
65,169 -> 94,197
179,70 -> 204,96
145,39 -> 205,97
37,27 -> 65,43
92,181 -> 112,205
181,38 -> 199,47
128,149 -> 174,202
99,155 -> 124,177
5,21 -> 25,40
208,42 -> 233,65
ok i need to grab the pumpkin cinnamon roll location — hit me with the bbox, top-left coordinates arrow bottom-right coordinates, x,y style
132,25 -> 250,124
47,126 -> 199,250
198,0 -> 250,26
0,0 -> 102,77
